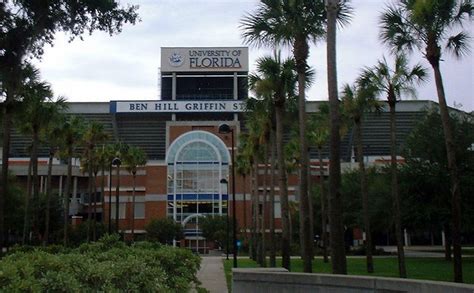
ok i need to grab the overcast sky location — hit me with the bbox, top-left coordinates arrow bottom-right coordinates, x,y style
33,0 -> 474,111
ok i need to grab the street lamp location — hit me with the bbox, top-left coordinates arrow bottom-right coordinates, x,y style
111,157 -> 121,234
218,123 -> 237,268
220,178 -> 229,260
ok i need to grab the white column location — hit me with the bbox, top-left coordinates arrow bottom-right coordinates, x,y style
442,230 -> 446,246
39,176 -> 44,193
404,229 -> 410,246
172,72 -> 176,121
73,177 -> 78,201
58,175 -> 63,197
233,72 -> 238,121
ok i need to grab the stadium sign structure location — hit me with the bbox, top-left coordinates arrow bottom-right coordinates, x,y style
111,100 -> 246,113
161,47 -> 248,72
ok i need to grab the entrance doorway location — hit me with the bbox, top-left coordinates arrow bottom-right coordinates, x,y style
166,131 -> 230,251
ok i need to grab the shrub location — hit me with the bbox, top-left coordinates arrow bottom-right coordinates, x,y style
0,235 -> 201,292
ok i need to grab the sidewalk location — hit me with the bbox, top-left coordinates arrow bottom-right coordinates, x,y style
197,256 -> 228,293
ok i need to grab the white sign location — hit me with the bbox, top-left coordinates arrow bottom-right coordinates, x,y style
161,47 -> 248,72
111,100 -> 245,113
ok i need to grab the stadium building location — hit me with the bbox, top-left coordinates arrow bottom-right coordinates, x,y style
3,47 -> 453,251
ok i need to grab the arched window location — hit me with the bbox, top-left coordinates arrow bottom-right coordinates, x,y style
166,131 -> 230,224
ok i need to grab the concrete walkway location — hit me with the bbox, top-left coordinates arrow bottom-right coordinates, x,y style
197,256 -> 228,293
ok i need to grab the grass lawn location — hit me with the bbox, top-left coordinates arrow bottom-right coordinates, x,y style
224,257 -> 474,291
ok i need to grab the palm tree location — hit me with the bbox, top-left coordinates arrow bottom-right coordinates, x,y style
250,56 -> 297,267
112,142 -> 128,233
96,144 -> 116,232
241,0 -> 330,272
247,52 -> 297,270
16,67 -> 66,243
245,98 -> 270,267
379,1 -> 472,282
42,103 -> 68,246
60,115 -> 86,246
325,0 -> 354,274
237,133 -> 256,259
307,105 -> 330,263
235,150 -> 251,256
123,145 -> 147,242
1,52 -> 31,253
242,0 -> 353,272
341,82 -> 382,273
82,122 -> 108,241
359,54 -> 426,278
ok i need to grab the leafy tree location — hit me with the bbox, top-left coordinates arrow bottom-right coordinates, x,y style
379,0 -> 473,282
4,175 -> 25,243
145,218 -> 183,245
400,110 -> 474,260
123,145 -> 147,242
341,82 -> 382,273
0,0 -> 139,252
200,215 -> 236,252
359,54 -> 426,278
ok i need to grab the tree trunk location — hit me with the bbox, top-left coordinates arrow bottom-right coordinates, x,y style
269,130 -> 276,267
115,165 -> 120,233
308,161 -> 314,261
31,130 -> 40,242
131,173 -> 136,241
101,163 -> 106,230
43,148 -> 54,246
0,94 -> 13,254
243,174 -> 247,248
254,159 -> 261,263
63,150 -> 73,246
294,36 -> 312,273
249,166 -> 256,261
275,104 -> 291,271
93,171 -> 98,241
430,62 -> 463,283
444,223 -> 452,261
318,148 -> 329,263
326,0 -> 347,274
87,152 -> 93,242
260,143 -> 268,267
22,159 -> 33,244
355,119 -> 374,273
389,100 -> 407,278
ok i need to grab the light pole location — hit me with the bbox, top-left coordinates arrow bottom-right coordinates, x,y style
220,178 -> 229,260
219,124 -> 237,268
111,157 -> 121,234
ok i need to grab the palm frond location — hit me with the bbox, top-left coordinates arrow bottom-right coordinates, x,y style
379,4 -> 418,53
336,0 -> 354,28
446,31 -> 471,58
454,0 -> 474,24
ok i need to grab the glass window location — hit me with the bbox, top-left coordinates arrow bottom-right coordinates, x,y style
274,202 -> 281,219
110,203 -> 126,219
134,203 -> 145,219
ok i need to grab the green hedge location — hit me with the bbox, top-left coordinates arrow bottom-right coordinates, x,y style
0,234 -> 201,292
